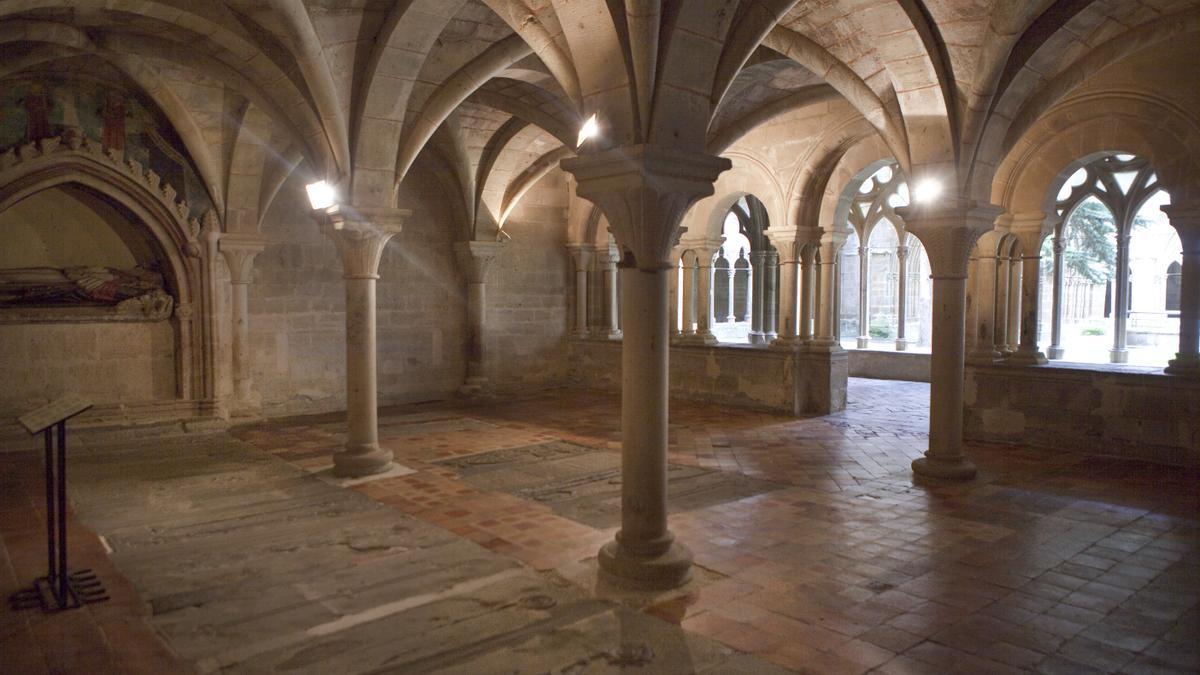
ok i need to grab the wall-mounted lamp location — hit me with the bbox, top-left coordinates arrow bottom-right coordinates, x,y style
306,180 -> 338,211
577,114 -> 599,148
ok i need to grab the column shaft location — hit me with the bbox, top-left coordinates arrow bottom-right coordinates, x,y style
230,281 -> 251,402
1111,233 -> 1131,363
994,256 -> 1010,354
750,251 -> 766,342
606,252 -> 622,338
896,246 -> 908,350
573,252 -> 590,337
857,245 -> 870,348
799,245 -> 816,342
342,276 -> 383,473
925,275 -> 969,467
1164,208 -> 1200,375
1010,249 -> 1047,364
764,251 -> 779,338
681,258 -> 696,335
772,247 -> 799,345
1007,259 -> 1021,352
1049,238 -> 1066,359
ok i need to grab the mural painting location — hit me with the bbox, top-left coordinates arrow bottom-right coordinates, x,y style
1,76 -> 214,220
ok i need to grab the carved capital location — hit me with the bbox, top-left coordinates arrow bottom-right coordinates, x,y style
454,240 -> 505,284
1163,203 -> 1200,252
561,145 -> 730,270
896,200 -> 1002,278
566,244 -> 593,271
317,206 -> 409,279
219,235 -> 269,285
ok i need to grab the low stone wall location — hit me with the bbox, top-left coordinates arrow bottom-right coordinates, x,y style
567,340 -> 846,415
964,363 -> 1200,467
848,349 -> 931,382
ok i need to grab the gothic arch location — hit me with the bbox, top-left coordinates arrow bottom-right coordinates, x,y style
0,142 -> 219,405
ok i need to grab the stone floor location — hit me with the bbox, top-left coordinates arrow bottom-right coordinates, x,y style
2,378 -> 1198,673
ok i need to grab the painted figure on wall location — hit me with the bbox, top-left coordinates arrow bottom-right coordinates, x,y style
101,90 -> 126,153
21,83 -> 51,142
0,265 -> 166,305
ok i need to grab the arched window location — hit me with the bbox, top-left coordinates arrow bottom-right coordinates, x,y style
711,199 -> 757,343
1045,153 -> 1178,365
835,162 -> 929,351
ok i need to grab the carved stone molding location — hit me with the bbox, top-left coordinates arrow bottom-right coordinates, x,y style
897,200 -> 1004,279
317,206 -> 410,279
218,235 -> 269,285
562,145 -> 731,271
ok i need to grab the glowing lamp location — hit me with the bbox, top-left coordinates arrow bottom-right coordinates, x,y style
577,114 -> 599,147
306,180 -> 338,211
913,178 -> 943,203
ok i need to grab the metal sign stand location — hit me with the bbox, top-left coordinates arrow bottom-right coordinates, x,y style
8,395 -> 108,612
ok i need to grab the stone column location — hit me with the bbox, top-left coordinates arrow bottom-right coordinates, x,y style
857,243 -> 871,348
799,243 -> 817,343
455,240 -> 504,395
568,245 -> 592,337
814,231 -> 847,346
318,206 -> 409,477
1006,256 -> 1022,353
764,250 -> 779,339
994,253 -> 1011,355
1008,220 -> 1049,364
967,233 -> 1002,364
668,253 -> 681,338
603,246 -> 623,338
899,201 -> 1002,480
724,265 -> 736,322
680,252 -> 696,337
768,236 -> 799,348
749,250 -> 766,343
694,245 -> 720,344
563,145 -> 729,589
1048,234 -> 1066,359
218,235 -> 267,409
895,244 -> 909,351
1164,204 -> 1200,375
1111,231 -> 1132,363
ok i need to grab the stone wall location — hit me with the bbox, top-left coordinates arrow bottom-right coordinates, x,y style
483,172 -> 571,391
0,321 -> 176,416
848,349 -> 930,382
248,173 -> 465,417
567,340 -> 847,415
964,364 -> 1200,467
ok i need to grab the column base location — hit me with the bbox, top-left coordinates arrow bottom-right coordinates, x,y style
458,377 -> 491,398
597,537 -> 693,590
677,332 -> 718,346
912,455 -> 977,481
1047,345 -> 1064,360
747,331 -> 767,345
966,349 -> 1002,366
1006,349 -> 1048,366
1165,354 -> 1200,376
856,337 -> 870,349
1110,348 -> 1129,364
607,330 -> 623,340
769,336 -> 804,351
895,339 -> 908,352
333,443 -> 394,478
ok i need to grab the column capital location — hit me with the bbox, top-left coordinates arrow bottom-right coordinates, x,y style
317,206 -> 409,279
566,243 -> 593,269
896,200 -> 1003,278
896,244 -> 910,260
562,145 -> 730,270
218,234 -> 268,285
1162,203 -> 1200,250
454,240 -> 505,284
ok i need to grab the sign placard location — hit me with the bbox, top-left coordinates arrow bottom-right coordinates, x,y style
17,395 -> 93,435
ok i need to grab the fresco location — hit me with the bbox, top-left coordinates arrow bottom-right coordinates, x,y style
0,76 -> 214,219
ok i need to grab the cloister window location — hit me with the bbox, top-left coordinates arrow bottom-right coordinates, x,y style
711,196 -> 773,345
1043,153 -> 1180,365
837,162 -> 931,352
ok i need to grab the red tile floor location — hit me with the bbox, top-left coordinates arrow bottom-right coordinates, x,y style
2,378 -> 1198,673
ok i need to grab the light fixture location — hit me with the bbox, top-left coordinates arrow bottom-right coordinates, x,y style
913,178 -> 943,203
306,180 -> 338,211
577,114 -> 599,148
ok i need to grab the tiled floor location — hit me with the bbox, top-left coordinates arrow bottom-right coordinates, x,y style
2,378 -> 1198,673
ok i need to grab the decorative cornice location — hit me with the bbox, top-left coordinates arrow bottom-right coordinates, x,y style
317,206 -> 410,279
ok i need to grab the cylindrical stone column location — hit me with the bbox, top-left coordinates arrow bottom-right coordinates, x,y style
320,208 -> 407,477
764,250 -> 779,339
725,266 -> 736,322
605,248 -> 622,338
1164,206 -> 1200,375
1111,232 -> 1131,363
857,244 -> 871,348
771,243 -> 799,347
455,241 -> 504,394
218,237 -> 265,408
681,254 -> 696,336
694,249 -> 718,343
966,238 -> 1001,364
815,243 -> 840,344
1007,257 -> 1022,353
1009,225 -> 1048,365
569,246 -> 592,338
896,245 -> 909,351
901,201 -> 1002,481
994,253 -> 1011,355
799,244 -> 816,342
1048,236 -> 1066,359
750,250 -> 766,343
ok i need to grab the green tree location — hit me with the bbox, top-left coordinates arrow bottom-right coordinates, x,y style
1062,198 -> 1116,283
